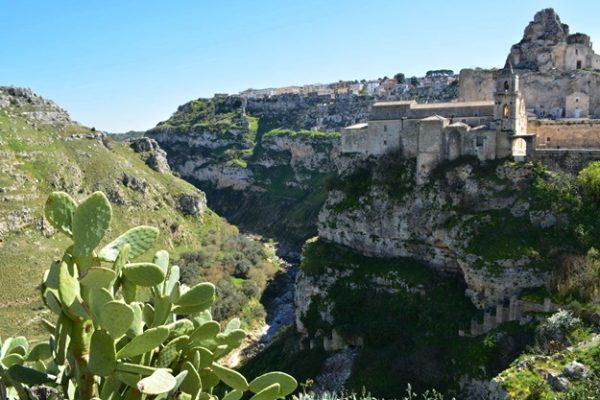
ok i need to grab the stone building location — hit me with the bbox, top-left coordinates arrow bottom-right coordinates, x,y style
342,64 -> 534,183
565,92 -> 589,118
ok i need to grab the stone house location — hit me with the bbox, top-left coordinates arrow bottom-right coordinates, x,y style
565,92 -> 589,118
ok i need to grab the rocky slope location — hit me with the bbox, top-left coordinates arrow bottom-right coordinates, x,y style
0,87 -> 279,339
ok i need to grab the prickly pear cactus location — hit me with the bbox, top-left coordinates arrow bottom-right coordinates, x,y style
0,191 -> 297,400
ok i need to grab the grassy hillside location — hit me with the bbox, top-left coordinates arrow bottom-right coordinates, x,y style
0,96 -> 279,339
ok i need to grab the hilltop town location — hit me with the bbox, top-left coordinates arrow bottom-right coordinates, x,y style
237,69 -> 458,102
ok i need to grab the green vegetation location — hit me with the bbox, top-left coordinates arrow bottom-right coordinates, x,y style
326,154 -> 415,212
464,210 -> 543,264
578,160 -> 600,200
155,97 -> 244,135
499,311 -> 600,399
0,191 -> 297,400
294,239 -> 535,397
177,230 -> 280,327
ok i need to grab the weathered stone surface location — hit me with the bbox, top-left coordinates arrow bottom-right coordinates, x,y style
130,137 -> 159,153
145,151 -> 171,173
562,361 -> 590,379
546,372 -> 570,392
318,161 -> 549,309
129,137 -> 172,173
122,173 -> 146,194
177,193 -> 207,217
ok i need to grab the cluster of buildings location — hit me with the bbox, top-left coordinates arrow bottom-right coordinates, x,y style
237,73 -> 457,100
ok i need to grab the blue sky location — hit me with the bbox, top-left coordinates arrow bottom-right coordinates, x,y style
2,1 -> 600,132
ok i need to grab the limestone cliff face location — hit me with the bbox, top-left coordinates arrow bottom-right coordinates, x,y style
509,8 -> 571,72
317,160 -> 558,310
147,96 -> 347,245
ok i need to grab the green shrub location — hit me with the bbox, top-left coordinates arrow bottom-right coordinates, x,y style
547,249 -> 600,303
0,191 -> 296,400
578,161 -> 600,200
177,230 -> 279,326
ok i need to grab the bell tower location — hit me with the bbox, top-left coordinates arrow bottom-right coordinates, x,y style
494,61 -> 527,134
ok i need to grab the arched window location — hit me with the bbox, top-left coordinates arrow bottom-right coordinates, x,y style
504,81 -> 509,91
502,104 -> 510,119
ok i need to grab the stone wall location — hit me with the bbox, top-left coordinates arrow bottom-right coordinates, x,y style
530,119 -> 600,149
370,101 -> 494,121
458,69 -> 496,102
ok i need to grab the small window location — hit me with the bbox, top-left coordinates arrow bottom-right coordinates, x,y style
383,140 -> 387,145
502,104 -> 510,119
504,80 -> 509,91
384,125 -> 387,132
546,137 -> 551,142
576,49 -> 579,55
476,136 -> 484,147
577,60 -> 582,69
576,98 -> 579,103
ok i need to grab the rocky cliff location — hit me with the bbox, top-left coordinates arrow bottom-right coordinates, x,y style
147,96 -> 347,246
284,154 -> 600,398
316,156 -> 583,310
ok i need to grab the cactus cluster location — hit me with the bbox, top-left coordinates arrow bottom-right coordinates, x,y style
0,191 -> 297,400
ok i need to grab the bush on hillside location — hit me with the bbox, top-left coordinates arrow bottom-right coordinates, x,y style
178,229 -> 279,325
578,161 -> 600,200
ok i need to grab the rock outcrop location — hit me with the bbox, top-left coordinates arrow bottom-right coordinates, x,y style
0,86 -> 72,124
130,137 -> 171,173
246,93 -> 372,131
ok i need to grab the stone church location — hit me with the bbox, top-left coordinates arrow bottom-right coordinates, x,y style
342,64 -> 534,183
